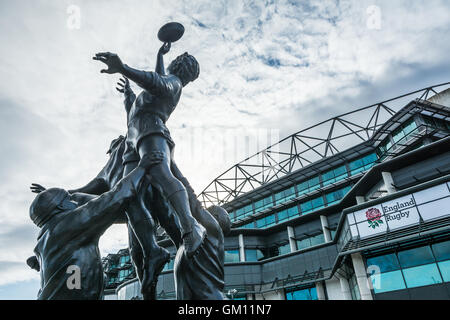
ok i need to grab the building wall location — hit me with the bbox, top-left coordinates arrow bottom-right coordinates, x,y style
325,277 -> 346,300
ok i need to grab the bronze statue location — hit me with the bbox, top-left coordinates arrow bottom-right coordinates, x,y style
174,205 -> 231,300
28,22 -> 229,300
29,154 -> 163,299
31,132 -> 183,300
93,30 -> 205,261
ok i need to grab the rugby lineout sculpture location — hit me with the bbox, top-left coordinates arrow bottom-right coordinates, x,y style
28,23 -> 230,300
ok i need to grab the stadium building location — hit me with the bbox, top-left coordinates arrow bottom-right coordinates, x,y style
103,83 -> 450,300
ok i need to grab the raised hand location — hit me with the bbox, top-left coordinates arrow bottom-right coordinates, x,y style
116,77 -> 130,94
93,52 -> 124,74
158,42 -> 171,55
30,183 -> 46,194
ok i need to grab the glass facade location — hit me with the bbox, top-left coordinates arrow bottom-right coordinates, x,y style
367,240 -> 450,294
162,258 -> 174,271
237,182 -> 354,230
254,196 -> 274,214
322,165 -> 348,187
348,153 -> 378,175
274,187 -> 296,206
285,286 -> 318,300
277,206 -> 300,223
245,248 -> 265,262
297,176 -> 321,196
296,233 -> 325,250
299,196 -> 324,215
255,214 -> 276,228
232,152 -> 379,229
225,249 -> 241,263
376,117 -> 419,159
325,185 -> 352,206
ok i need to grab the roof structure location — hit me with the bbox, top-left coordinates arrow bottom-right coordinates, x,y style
199,83 -> 450,207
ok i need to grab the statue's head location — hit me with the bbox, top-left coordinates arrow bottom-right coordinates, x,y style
30,188 -> 78,227
168,52 -> 200,86
208,205 -> 231,236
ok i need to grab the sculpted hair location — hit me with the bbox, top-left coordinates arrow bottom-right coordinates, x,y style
168,52 -> 200,86
208,205 -> 231,236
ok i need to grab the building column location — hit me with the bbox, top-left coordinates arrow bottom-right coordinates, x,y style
381,171 -> 396,194
320,215 -> 332,242
337,274 -> 352,300
355,196 -> 365,205
315,281 -> 326,300
351,253 -> 373,300
287,226 -> 297,252
238,234 -> 245,262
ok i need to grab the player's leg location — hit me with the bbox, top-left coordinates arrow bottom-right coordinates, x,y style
170,159 -> 203,216
147,185 -> 183,249
123,161 -> 170,299
128,222 -> 143,282
137,134 -> 205,257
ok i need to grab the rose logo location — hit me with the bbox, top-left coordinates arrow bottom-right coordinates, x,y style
366,208 -> 383,229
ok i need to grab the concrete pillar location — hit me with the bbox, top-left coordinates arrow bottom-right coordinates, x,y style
238,234 -> 245,262
351,253 -> 373,300
337,275 -> 352,300
381,171 -> 396,194
287,226 -> 297,252
320,215 -> 332,242
355,196 -> 365,204
315,282 -> 326,300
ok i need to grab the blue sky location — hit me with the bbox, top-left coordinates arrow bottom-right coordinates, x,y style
0,0 -> 449,299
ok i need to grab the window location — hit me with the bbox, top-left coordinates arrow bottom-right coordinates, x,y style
397,246 -> 435,268
235,204 -> 253,220
278,243 -> 291,255
285,286 -> 317,300
392,118 -> 418,144
119,255 -> 130,267
402,264 -> 442,288
238,222 -> 255,229
300,196 -> 324,215
277,206 -> 299,223
366,253 -> 400,273
296,233 -> 325,250
322,165 -> 348,186
274,187 -> 296,205
254,196 -> 274,214
367,242 -> 450,295
225,250 -> 240,263
118,268 -> 132,281
245,249 -> 265,262
377,137 -> 393,159
255,214 -> 276,229
438,260 -> 450,282
162,258 -> 174,271
297,176 -> 320,196
432,240 -> 450,261
325,185 -> 352,206
349,153 -> 378,175
370,270 -> 406,294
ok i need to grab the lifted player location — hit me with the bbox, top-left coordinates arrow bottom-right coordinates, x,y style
93,46 -> 205,268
